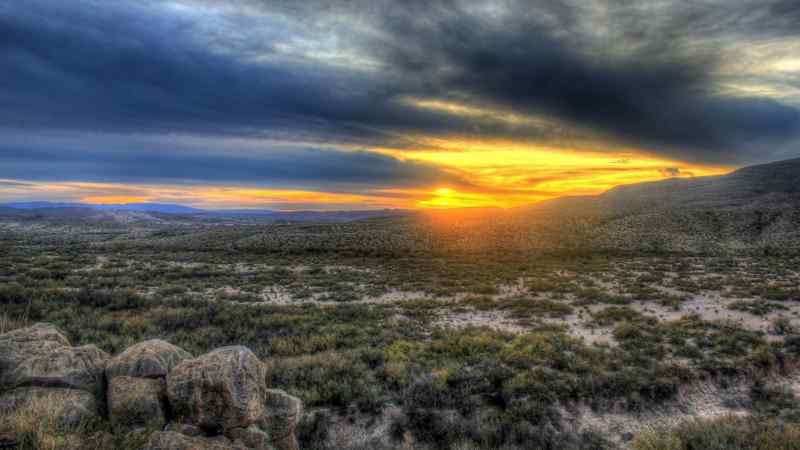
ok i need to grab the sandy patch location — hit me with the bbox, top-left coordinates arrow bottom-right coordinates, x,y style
433,309 -> 529,334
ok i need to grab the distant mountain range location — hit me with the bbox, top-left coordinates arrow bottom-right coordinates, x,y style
0,201 -> 410,224
2,157 -> 799,253
2,202 -> 206,214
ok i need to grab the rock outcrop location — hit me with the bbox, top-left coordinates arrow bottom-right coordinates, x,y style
0,324 -> 303,449
8,344 -> 108,396
262,389 -> 302,450
0,323 -> 108,426
143,431 -> 250,450
106,339 -> 192,432
0,321 -> 69,354
0,322 -> 71,388
106,339 -> 192,379
167,346 -> 267,434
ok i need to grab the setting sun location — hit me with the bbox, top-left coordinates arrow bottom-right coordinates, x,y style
434,187 -> 455,197
387,143 -> 733,210
82,196 -> 150,204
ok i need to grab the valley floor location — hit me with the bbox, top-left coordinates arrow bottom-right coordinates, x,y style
2,223 -> 800,449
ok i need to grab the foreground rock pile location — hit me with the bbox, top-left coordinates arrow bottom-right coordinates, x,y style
0,323 -> 302,450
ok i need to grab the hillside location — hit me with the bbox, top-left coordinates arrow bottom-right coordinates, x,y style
524,157 -> 800,254
599,156 -> 800,212
529,157 -> 800,215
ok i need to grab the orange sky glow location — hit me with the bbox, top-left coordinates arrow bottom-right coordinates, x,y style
386,144 -> 732,209
5,143 -> 733,210
0,1 -> 796,212
0,99 -> 734,211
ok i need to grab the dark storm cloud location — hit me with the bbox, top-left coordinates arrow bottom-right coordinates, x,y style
1,0 -> 799,167
0,136 -> 466,190
352,0 -> 800,162
0,0 -> 561,147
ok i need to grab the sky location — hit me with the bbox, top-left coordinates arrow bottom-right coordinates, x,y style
1,0 -> 799,210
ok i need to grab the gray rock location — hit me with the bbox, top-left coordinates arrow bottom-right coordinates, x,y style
0,323 -> 70,386
0,386 -> 99,427
167,346 -> 267,433
107,376 -> 166,431
106,339 -> 191,380
228,425 -> 272,450
262,389 -> 302,450
4,344 -> 109,398
0,323 -> 70,349
143,431 -> 250,450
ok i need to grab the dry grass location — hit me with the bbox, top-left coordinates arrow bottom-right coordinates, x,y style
1,392 -> 86,450
0,312 -> 14,335
0,392 -> 149,450
630,415 -> 800,450
0,309 -> 28,335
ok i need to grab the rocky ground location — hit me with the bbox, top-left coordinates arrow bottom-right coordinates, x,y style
0,323 -> 302,450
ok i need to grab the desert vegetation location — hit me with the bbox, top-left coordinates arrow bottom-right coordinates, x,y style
2,212 -> 800,449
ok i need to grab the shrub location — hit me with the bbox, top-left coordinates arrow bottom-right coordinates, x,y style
630,416 -> 800,450
591,306 -> 643,326
772,316 -> 795,335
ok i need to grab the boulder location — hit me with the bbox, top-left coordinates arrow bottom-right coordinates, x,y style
0,323 -> 70,385
4,344 -> 109,398
0,325 -> 106,428
228,426 -> 272,449
167,346 -> 267,433
0,386 -> 99,427
143,431 -> 250,450
107,376 -> 165,431
106,340 -> 191,432
106,339 -> 191,380
262,390 -> 302,450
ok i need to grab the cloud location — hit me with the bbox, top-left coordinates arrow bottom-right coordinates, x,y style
0,180 -> 409,210
0,132 -> 467,191
659,167 -> 682,177
361,0 -> 800,163
0,0 -> 798,206
0,0 -> 566,150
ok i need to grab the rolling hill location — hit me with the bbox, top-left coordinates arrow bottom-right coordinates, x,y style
527,157 -> 800,253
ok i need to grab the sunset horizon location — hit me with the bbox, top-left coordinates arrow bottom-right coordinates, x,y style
2,1 -> 798,210
0,156 -> 735,211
